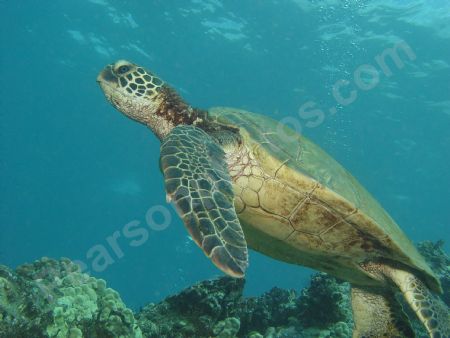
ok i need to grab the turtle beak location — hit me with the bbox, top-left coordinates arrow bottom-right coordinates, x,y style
97,65 -> 118,84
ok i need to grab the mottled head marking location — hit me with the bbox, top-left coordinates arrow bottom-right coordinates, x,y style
100,59 -> 164,98
113,60 -> 164,98
98,60 -> 196,139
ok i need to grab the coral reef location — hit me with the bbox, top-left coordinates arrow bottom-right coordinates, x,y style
136,277 -> 244,337
297,273 -> 352,329
238,286 -> 299,334
137,273 -> 352,337
1,240 -> 447,337
0,257 -> 142,338
238,273 -> 352,337
213,317 -> 241,337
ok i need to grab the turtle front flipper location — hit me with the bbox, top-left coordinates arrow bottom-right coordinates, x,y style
160,125 -> 248,277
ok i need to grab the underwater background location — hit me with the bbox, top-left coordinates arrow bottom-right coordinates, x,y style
1,0 -> 449,312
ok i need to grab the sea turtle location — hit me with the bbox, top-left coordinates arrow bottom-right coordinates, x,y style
97,60 -> 449,338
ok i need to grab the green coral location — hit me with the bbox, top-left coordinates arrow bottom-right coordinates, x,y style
213,317 -> 240,337
264,326 -> 301,337
137,277 -> 244,337
45,274 -> 98,337
301,321 -> 351,338
0,257 -> 142,338
297,272 -> 352,329
238,286 -> 299,334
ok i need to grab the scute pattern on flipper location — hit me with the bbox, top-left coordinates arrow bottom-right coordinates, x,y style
160,125 -> 248,277
400,273 -> 450,338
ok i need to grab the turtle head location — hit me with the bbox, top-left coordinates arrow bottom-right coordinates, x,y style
97,60 -> 195,139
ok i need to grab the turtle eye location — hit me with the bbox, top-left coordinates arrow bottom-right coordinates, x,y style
117,65 -> 130,74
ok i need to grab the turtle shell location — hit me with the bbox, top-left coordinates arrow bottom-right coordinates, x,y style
209,107 -> 440,293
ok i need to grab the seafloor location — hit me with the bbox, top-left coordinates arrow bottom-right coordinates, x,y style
0,241 -> 448,338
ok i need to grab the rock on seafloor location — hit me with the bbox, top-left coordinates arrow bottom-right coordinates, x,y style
1,240 -> 448,337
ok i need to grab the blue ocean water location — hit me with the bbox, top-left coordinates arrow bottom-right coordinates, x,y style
1,0 -> 449,310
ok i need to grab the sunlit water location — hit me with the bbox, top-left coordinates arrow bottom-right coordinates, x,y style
1,0 -> 449,310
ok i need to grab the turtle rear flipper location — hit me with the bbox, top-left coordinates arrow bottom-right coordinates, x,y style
357,263 -> 450,337
160,125 -> 248,277
385,267 -> 450,338
351,286 -> 414,337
